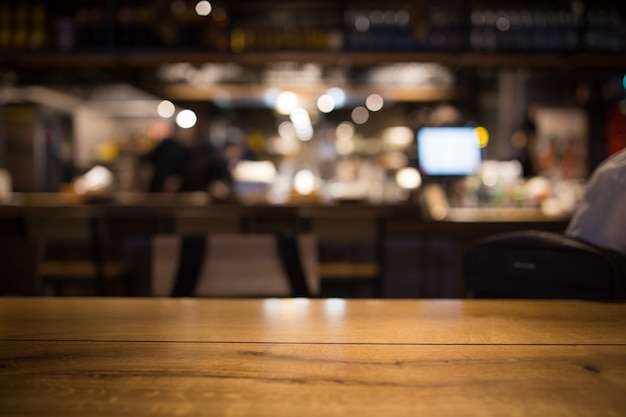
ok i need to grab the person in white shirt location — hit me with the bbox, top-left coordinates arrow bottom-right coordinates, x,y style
565,148 -> 626,256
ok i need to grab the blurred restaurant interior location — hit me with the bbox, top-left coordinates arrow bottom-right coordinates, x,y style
0,0 -> 625,298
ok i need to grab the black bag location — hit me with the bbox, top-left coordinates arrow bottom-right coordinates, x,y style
464,230 -> 626,300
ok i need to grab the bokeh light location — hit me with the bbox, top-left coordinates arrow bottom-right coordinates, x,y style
294,169 -> 316,195
289,108 -> 313,141
176,109 -> 197,128
351,106 -> 369,124
336,121 -> 355,141
195,1 -> 212,16
317,94 -> 335,113
475,126 -> 489,148
327,87 -> 346,108
157,100 -> 175,118
275,91 -> 299,115
365,93 -> 384,111
396,167 -> 422,189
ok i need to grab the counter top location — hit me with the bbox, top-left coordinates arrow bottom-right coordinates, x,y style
1,297 -> 624,416
0,192 -> 570,224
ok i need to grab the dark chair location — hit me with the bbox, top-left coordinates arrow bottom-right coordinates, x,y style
463,230 -> 626,300
23,208 -> 128,296
304,206 -> 385,298
153,205 -> 315,298
0,209 -> 39,295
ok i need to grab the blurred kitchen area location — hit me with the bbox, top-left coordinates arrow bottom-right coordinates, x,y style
0,0 -> 625,298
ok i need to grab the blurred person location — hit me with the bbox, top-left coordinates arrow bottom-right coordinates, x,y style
510,119 -> 538,178
537,137 -> 560,179
144,121 -> 187,192
565,148 -> 626,256
179,139 -> 234,201
142,120 -> 236,296
561,137 -> 585,180
169,136 -> 235,298
223,131 -> 259,170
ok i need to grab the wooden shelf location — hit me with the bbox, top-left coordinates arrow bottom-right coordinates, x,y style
3,51 -> 626,70
159,83 -> 459,102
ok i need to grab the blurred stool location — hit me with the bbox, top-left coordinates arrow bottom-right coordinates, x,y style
304,206 -> 384,298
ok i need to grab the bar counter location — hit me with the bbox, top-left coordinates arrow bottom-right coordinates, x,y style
0,192 -> 572,298
1,297 -> 625,416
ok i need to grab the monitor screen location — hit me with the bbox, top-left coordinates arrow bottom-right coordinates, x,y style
417,127 -> 482,176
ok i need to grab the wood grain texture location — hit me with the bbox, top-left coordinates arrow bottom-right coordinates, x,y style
1,298 -> 625,416
1,341 -> 625,417
1,298 -> 625,345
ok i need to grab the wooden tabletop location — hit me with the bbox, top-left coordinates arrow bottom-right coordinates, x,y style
1,297 -> 625,416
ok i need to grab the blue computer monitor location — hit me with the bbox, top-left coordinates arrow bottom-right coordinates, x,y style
417,127 -> 482,176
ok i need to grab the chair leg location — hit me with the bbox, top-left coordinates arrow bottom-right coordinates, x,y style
170,235 -> 208,297
275,231 -> 311,298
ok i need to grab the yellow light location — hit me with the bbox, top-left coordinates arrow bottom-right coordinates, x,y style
98,141 -> 119,162
475,126 -> 489,148
230,28 -> 245,53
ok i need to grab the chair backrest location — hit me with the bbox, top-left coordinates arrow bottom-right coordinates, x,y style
150,233 -> 319,297
21,207 -> 121,295
464,230 -> 626,300
298,206 -> 384,297
171,205 -> 245,235
24,207 -> 96,243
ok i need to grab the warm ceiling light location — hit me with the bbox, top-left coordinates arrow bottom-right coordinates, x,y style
351,106 -> 369,124
157,100 -> 175,118
327,87 -> 346,108
294,169 -> 316,195
176,109 -> 197,128
365,94 -> 384,111
278,121 -> 296,140
336,122 -> 354,141
382,126 -> 413,149
355,15 -> 370,32
195,1 -> 212,16
275,91 -> 298,115
289,108 -> 313,141
396,167 -> 422,189
317,94 -> 335,113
